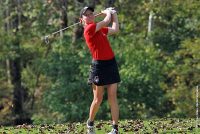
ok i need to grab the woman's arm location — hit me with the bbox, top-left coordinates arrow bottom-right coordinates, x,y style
95,10 -> 112,32
108,12 -> 119,35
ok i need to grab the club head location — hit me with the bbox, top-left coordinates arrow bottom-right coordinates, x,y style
44,36 -> 49,44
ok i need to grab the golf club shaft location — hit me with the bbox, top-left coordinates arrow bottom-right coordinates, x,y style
49,12 -> 103,37
43,12 -> 104,44
51,22 -> 80,36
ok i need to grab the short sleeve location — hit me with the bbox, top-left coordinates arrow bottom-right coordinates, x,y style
84,23 -> 96,38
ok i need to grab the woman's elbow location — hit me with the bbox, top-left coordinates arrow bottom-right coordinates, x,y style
116,28 -> 120,33
108,27 -> 119,35
114,28 -> 120,34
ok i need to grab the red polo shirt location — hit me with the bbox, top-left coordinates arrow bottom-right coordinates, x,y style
84,23 -> 114,60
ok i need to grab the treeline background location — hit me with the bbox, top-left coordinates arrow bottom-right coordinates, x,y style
0,0 -> 200,125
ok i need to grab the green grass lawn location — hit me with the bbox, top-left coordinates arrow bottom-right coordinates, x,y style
0,118 -> 199,134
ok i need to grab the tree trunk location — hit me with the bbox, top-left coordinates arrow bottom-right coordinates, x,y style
6,60 -> 11,85
5,5 -> 11,85
60,0 -> 68,28
147,0 -> 153,36
10,0 -> 31,125
72,0 -> 84,45
58,0 -> 68,40
10,54 -> 23,122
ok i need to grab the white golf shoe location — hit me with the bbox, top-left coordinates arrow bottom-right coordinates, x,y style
108,129 -> 119,134
87,124 -> 95,134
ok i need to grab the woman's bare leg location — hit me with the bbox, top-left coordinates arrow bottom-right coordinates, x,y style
107,83 -> 119,125
89,84 -> 104,121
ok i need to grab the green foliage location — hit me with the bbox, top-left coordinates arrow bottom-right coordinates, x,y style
114,37 -> 165,119
164,38 -> 200,117
151,0 -> 200,53
40,39 -> 92,122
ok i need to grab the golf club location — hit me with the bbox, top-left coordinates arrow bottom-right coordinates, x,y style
43,12 -> 103,44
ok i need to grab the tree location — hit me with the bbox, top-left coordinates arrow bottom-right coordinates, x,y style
164,38 -> 200,117
9,0 -> 31,125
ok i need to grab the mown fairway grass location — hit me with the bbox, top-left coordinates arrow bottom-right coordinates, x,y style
0,118 -> 198,134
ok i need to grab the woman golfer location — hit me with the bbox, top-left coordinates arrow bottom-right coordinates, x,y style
80,6 -> 120,134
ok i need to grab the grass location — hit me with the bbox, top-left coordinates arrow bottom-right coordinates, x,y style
0,118 -> 199,134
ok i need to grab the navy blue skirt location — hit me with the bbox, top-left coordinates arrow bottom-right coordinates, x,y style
88,57 -> 121,86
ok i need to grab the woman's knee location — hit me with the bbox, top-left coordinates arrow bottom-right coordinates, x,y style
93,97 -> 103,105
